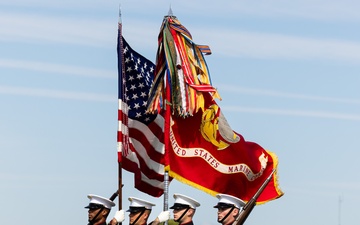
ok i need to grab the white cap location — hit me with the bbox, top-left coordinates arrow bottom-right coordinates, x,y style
85,194 -> 115,209
214,194 -> 245,209
170,193 -> 200,209
128,197 -> 155,210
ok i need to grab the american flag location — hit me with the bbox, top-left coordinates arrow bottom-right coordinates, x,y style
117,27 -> 167,197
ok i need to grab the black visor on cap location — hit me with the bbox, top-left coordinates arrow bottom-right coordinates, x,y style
85,203 -> 105,210
127,206 -> 146,213
170,203 -> 190,210
213,202 -> 234,209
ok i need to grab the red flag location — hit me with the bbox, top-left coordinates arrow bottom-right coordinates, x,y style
168,92 -> 283,203
117,23 -> 169,197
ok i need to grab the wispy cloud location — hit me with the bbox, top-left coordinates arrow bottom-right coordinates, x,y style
0,0 -> 117,12
214,0 -> 360,22
2,11 -> 360,64
0,85 -> 114,102
196,29 -> 360,63
217,85 -> 360,105
0,12 -> 116,47
222,106 -> 360,121
2,85 -> 360,121
0,58 -> 116,78
3,0 -> 360,22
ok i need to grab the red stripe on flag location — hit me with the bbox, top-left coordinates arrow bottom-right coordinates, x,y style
122,156 -> 164,197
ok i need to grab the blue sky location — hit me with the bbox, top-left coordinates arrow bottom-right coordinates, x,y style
1,0 -> 360,224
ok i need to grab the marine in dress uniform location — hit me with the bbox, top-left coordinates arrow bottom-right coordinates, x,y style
85,194 -> 117,225
126,197 -> 169,225
213,194 -> 245,225
169,193 -> 200,225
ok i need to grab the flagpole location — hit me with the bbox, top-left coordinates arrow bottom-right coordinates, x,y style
163,172 -> 169,222
118,162 -> 123,210
117,5 -> 124,211
163,56 -> 172,223
162,6 -> 178,219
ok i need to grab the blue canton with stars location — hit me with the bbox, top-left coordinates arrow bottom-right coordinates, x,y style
120,37 -> 157,124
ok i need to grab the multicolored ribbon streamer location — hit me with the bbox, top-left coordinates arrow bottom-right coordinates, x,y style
147,15 -> 221,117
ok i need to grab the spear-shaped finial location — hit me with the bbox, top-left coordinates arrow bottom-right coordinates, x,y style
168,4 -> 173,16
118,4 -> 122,23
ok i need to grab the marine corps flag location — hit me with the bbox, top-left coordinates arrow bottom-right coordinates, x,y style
169,92 -> 283,203
147,14 -> 283,203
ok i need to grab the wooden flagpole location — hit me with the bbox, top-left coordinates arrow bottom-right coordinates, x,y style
117,5 -> 124,212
